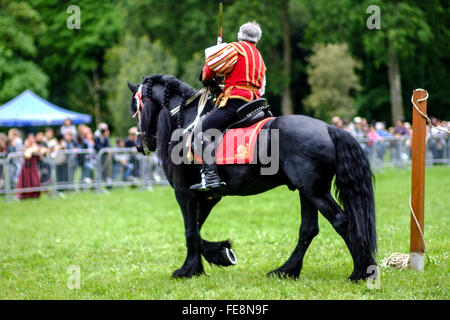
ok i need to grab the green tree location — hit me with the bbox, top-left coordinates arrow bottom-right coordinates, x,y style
126,0 -> 302,115
125,0 -> 219,73
304,43 -> 361,122
103,34 -> 177,135
362,0 -> 432,123
180,51 -> 204,90
224,0 -> 292,115
0,1 -> 48,103
411,0 -> 449,121
31,0 -> 123,124
300,0 -> 437,124
7,0 -> 444,133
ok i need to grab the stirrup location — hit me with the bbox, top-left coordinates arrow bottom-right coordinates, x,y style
189,171 -> 226,191
191,181 -> 225,192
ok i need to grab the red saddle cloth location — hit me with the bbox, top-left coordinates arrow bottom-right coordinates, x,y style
194,117 -> 274,165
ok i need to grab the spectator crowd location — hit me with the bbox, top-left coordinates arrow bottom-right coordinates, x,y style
1,115 -> 449,200
0,118 -> 140,199
331,115 -> 450,165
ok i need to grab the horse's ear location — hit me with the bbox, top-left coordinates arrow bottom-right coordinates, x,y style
127,81 -> 138,93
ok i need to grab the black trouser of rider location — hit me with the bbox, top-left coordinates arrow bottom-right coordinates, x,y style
199,98 -> 246,162
190,98 -> 245,190
201,99 -> 246,133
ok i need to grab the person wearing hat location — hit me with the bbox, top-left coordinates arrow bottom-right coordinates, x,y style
125,127 -> 138,148
190,21 -> 267,191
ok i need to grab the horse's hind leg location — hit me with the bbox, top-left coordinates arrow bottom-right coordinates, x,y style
197,197 -> 236,267
268,192 -> 319,279
309,192 -> 375,281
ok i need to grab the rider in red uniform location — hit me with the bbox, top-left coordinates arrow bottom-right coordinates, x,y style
190,21 -> 266,191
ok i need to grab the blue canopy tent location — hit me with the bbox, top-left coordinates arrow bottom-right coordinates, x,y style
0,90 -> 92,127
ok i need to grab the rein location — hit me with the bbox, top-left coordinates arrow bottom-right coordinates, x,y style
133,84 -> 210,155
180,87 -> 210,134
169,87 -> 209,118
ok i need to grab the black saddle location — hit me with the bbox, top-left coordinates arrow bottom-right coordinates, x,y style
227,98 -> 273,129
189,98 -> 273,163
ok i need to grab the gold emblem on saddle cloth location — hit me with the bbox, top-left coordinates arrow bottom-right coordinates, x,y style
235,143 -> 250,159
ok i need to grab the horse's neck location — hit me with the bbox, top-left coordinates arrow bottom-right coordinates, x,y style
177,93 -> 214,131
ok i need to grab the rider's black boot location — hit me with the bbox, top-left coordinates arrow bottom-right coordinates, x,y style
189,135 -> 225,191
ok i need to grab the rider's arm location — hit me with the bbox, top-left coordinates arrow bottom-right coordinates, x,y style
201,64 -> 215,81
202,43 -> 238,81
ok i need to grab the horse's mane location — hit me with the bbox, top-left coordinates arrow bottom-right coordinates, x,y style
129,74 -> 197,116
157,107 -> 174,181
139,74 -> 200,185
143,74 -> 197,103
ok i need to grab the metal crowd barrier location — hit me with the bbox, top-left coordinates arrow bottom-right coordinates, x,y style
0,148 -> 168,201
0,136 -> 448,200
356,135 -> 450,170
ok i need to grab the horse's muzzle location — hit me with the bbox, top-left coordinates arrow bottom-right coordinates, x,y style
136,136 -> 156,155
136,144 -> 144,154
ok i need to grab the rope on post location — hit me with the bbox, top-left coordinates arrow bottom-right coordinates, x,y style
382,195 -> 427,270
382,89 -> 434,271
381,253 -> 410,270
411,89 -> 449,135
409,195 -> 426,251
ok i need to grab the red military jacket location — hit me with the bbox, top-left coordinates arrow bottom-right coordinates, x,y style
202,41 -> 266,107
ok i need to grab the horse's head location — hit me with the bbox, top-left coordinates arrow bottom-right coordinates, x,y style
127,80 -> 159,155
128,75 -> 206,157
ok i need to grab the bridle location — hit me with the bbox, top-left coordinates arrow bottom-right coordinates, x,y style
132,84 -> 152,155
132,82 -> 210,156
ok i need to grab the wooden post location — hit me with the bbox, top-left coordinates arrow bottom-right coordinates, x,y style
410,89 -> 427,271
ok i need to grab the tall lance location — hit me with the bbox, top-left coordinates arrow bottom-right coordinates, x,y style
214,1 -> 225,91
217,1 -> 223,45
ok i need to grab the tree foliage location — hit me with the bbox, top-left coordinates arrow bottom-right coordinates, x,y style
103,34 -> 177,134
299,0 -> 446,124
30,0 -> 123,123
0,1 -> 48,101
304,43 -> 361,122
0,0 -> 448,134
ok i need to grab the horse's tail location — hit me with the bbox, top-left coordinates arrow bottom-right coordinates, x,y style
327,126 -> 377,259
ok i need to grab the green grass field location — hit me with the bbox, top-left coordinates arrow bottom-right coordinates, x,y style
1,167 -> 449,300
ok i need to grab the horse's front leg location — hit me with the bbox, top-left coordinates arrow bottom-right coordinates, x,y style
172,189 -> 204,278
197,196 -> 237,267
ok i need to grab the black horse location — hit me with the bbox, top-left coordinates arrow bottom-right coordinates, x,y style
127,74 -> 376,281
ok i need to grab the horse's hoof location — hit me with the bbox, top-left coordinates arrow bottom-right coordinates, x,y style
267,268 -> 299,280
201,240 -> 236,267
171,268 -> 188,279
171,265 -> 204,279
171,269 -> 203,279
348,269 -> 370,282
225,248 -> 237,265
